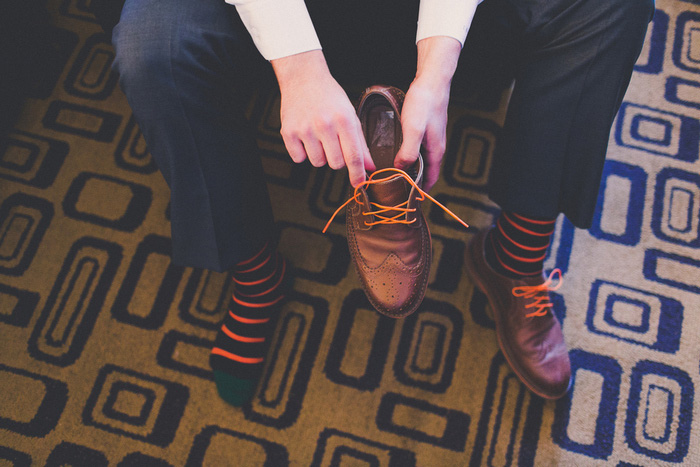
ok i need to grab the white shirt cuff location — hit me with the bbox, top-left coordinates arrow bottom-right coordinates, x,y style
226,0 -> 322,60
416,0 -> 481,46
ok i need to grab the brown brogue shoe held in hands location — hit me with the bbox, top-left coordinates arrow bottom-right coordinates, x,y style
464,228 -> 571,399
323,85 -> 467,318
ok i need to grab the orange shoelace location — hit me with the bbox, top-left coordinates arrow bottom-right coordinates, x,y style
511,268 -> 563,318
322,167 -> 469,233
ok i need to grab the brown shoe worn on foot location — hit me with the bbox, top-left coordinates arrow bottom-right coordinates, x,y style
464,228 -> 572,399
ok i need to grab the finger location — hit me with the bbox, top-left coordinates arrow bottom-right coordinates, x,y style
283,136 -> 308,164
421,129 -> 446,192
423,158 -> 441,193
338,123 -> 368,187
303,138 -> 327,167
423,132 -> 447,164
320,132 -> 345,171
357,125 -> 375,173
315,116 -> 345,170
423,128 -> 447,190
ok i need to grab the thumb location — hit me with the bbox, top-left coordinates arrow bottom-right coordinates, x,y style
394,129 -> 422,170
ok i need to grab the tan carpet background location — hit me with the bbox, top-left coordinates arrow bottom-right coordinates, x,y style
1,0 -> 700,464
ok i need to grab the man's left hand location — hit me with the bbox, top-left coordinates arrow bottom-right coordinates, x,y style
394,36 -> 462,193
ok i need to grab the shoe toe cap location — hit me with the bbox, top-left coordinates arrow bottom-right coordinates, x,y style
527,348 -> 572,399
362,258 -> 425,318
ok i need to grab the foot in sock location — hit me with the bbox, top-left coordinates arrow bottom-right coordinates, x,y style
209,241 -> 287,406
484,211 -> 555,278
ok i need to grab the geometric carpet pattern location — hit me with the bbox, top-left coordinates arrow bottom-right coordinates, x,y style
1,0 -> 699,464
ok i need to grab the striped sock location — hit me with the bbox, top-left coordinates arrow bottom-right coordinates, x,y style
484,211 -> 555,279
209,241 -> 287,407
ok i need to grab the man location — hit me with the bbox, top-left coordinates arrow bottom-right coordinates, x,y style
105,0 -> 653,404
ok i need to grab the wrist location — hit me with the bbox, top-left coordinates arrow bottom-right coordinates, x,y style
415,36 -> 461,87
272,50 -> 330,92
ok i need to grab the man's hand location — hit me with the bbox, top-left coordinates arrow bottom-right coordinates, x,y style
272,50 -> 374,187
394,36 -> 462,192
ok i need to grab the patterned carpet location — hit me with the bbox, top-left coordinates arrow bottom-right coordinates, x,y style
1,0 -> 700,465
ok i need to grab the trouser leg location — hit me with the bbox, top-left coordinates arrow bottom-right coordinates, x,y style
112,0 -> 275,271
484,0 -> 654,227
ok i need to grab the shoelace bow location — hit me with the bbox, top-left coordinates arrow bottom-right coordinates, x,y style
511,268 -> 563,318
322,167 -> 469,233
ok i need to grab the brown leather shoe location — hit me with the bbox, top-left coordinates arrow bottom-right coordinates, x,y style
346,85 -> 431,318
464,228 -> 571,399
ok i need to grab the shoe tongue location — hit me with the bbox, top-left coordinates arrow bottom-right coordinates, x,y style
366,174 -> 411,218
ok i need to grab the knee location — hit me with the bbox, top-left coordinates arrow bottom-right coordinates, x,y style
610,0 -> 655,29
111,18 -> 173,92
629,0 -> 655,23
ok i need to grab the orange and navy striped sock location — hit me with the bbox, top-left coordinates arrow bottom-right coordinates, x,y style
209,241 -> 287,406
484,211 -> 555,279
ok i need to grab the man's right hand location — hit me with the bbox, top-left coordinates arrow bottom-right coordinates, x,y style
271,50 -> 375,188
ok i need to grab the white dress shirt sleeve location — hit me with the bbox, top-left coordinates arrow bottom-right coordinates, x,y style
225,0 -> 322,60
416,0 -> 482,46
